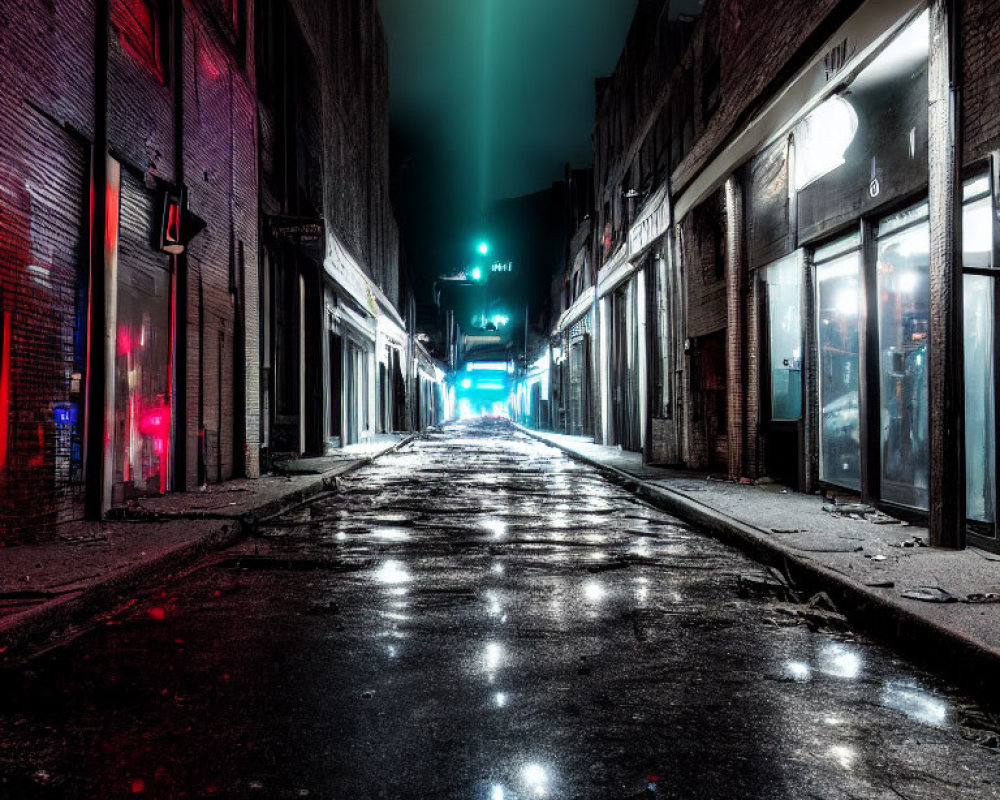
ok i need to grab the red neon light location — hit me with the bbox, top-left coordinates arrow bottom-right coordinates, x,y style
105,182 -> 120,262
166,203 -> 180,243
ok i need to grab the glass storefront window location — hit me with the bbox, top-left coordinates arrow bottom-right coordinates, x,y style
964,274 -> 994,524
963,177 -> 995,529
816,246 -> 862,490
766,253 -> 802,420
876,210 -> 930,509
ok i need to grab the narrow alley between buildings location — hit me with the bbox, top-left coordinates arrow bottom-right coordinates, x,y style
0,420 -> 997,799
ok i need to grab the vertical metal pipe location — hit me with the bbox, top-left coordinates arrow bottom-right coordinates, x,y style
171,0 -> 188,491
84,0 -> 110,519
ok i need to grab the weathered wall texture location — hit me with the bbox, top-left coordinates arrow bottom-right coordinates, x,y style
0,0 -> 259,539
0,0 -> 95,537
962,0 -> 1000,164
288,0 -> 399,308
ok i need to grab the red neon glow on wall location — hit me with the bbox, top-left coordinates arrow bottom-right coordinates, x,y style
165,203 -> 180,244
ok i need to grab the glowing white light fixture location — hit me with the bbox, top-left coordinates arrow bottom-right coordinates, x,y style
794,96 -> 858,191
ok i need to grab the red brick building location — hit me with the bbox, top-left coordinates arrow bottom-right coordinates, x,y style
547,0 -> 1000,551
0,0 -> 258,538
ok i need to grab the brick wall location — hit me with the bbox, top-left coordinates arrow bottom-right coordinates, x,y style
0,0 -> 94,539
181,7 -> 258,483
672,0 -> 854,194
962,0 -> 1000,164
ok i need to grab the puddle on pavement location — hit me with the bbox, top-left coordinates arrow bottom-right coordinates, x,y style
1,419 -> 997,799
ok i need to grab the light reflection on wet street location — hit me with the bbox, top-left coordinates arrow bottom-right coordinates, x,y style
1,419 -> 998,798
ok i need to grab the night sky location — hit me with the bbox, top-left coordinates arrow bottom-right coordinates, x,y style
377,0 -> 640,326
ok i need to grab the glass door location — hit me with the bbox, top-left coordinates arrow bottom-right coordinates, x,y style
815,235 -> 862,491
963,174 -> 998,542
875,203 -> 930,510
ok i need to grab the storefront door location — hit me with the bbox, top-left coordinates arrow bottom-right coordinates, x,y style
112,178 -> 172,504
762,252 -> 803,488
962,174 -> 999,546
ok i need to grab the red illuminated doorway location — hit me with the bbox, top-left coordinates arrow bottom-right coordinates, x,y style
111,176 -> 172,504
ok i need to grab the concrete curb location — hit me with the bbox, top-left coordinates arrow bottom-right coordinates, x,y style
514,423 -> 1000,701
0,435 -> 416,659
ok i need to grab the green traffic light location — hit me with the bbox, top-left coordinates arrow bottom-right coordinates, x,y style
471,266 -> 482,280
477,242 -> 488,255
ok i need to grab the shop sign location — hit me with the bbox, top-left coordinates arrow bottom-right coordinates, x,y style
628,186 -> 669,258
268,215 -> 323,243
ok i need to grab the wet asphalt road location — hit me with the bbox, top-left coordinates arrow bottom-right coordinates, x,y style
1,419 -> 998,799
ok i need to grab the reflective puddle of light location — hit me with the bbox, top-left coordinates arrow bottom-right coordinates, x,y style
827,744 -> 856,770
521,762 -> 552,797
483,641 -> 505,673
818,642 -> 863,679
631,542 -> 652,558
582,580 -> 607,603
369,527 -> 411,541
374,559 -> 412,585
548,513 -> 570,530
485,591 -> 505,619
482,519 -> 508,538
784,661 -> 812,682
880,680 -> 949,726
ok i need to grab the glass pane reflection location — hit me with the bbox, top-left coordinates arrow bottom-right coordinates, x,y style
876,215 -> 929,509
964,275 -> 995,525
766,253 -> 802,420
817,249 -> 862,489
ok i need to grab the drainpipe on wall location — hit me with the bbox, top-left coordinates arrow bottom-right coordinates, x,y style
927,0 -> 965,548
171,0 -> 189,492
83,0 -> 111,520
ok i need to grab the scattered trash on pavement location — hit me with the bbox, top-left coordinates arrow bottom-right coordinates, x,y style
900,586 -> 959,603
890,535 -> 927,548
964,592 -> 1000,604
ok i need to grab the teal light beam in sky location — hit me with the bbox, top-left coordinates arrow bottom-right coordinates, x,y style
478,0 -> 495,215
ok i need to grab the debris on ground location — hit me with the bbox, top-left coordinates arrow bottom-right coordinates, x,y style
900,586 -> 959,603
964,592 -> 1000,604
822,501 -> 877,517
737,568 -> 792,600
770,591 -> 848,631
865,511 -> 903,525
890,536 -> 928,548
960,704 -> 1000,750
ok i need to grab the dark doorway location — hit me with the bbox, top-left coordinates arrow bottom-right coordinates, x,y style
329,332 -> 342,448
